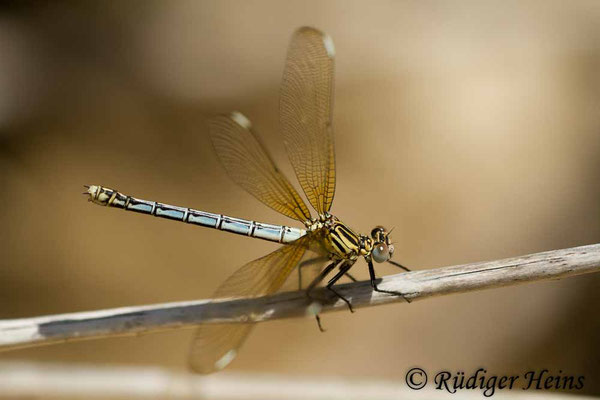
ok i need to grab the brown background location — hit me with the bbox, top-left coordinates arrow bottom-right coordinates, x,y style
1,0 -> 600,396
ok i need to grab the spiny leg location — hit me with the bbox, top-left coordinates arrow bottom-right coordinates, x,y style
326,261 -> 356,313
387,260 -> 411,272
367,258 -> 411,303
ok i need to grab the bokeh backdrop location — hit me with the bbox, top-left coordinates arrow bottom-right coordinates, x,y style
1,0 -> 600,396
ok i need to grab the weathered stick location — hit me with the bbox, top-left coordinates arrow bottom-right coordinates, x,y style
1,243 -> 599,352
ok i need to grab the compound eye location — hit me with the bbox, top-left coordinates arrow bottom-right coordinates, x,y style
372,242 -> 390,263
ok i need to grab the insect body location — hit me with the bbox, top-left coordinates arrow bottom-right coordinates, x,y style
86,26 -> 410,374
310,215 -> 363,260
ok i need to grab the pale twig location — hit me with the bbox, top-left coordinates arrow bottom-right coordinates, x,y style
1,243 -> 599,352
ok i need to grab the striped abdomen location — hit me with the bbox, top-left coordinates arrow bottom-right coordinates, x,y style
85,185 -> 305,244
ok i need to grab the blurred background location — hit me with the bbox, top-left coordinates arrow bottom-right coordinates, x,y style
1,0 -> 600,397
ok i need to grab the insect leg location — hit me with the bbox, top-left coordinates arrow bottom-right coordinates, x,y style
387,260 -> 411,272
326,261 -> 356,313
305,260 -> 340,332
367,257 -> 411,303
344,272 -> 357,282
315,314 -> 325,332
306,260 -> 339,292
297,256 -> 329,290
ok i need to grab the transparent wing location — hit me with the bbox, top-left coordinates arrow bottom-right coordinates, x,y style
280,26 -> 336,216
189,235 -> 324,374
209,112 -> 312,223
279,255 -> 330,292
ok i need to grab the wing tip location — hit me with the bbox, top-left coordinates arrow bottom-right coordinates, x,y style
214,349 -> 237,371
229,111 -> 252,129
188,349 -> 238,374
321,33 -> 335,58
296,26 -> 335,58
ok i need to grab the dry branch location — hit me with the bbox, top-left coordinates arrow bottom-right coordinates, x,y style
1,243 -> 599,352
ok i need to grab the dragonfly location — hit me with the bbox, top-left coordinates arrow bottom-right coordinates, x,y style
85,26 -> 410,373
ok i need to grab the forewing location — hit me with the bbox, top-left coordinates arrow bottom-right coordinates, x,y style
209,112 -> 312,222
189,235 -> 321,374
280,26 -> 336,216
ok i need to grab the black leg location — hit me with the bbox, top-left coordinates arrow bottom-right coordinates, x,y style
344,272 -> 357,282
305,260 -> 340,333
387,260 -> 411,272
297,256 -> 328,290
326,262 -> 356,313
306,260 -> 339,292
315,314 -> 325,332
367,258 -> 411,303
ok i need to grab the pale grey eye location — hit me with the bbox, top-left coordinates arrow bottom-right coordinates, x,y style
372,242 -> 390,263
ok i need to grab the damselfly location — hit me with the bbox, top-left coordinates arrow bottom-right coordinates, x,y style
85,27 -> 410,373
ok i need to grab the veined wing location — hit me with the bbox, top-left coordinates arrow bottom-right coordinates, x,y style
280,26 -> 336,216
189,234 -> 323,374
209,112 -> 312,223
